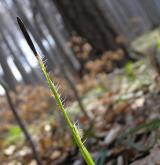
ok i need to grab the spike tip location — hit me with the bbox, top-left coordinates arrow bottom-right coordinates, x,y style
17,17 -> 38,57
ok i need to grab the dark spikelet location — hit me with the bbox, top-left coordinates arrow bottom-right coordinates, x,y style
17,17 -> 38,57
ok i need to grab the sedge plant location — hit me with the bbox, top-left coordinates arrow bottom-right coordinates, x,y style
17,17 -> 95,165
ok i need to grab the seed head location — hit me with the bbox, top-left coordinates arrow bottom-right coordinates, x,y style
17,17 -> 38,57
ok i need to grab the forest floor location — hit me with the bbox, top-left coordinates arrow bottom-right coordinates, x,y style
1,32 -> 160,164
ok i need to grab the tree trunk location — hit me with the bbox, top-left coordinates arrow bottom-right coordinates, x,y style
0,44 -> 17,90
31,4 -> 58,68
53,0 -> 118,53
36,0 -> 81,73
0,30 -> 32,84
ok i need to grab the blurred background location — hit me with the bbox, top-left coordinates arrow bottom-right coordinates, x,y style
1,0 -> 160,164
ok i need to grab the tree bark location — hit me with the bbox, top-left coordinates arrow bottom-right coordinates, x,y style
53,0 -> 118,53
0,44 -> 17,90
31,3 -> 58,68
0,29 -> 33,84
36,0 -> 81,73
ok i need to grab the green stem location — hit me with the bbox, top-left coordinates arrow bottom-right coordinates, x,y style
38,56 -> 95,165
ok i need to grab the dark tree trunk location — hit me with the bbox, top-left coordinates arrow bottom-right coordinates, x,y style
35,0 -> 81,73
0,30 -> 32,84
0,45 -> 17,90
53,0 -> 118,53
31,3 -> 58,68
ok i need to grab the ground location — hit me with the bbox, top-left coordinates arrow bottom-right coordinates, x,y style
1,31 -> 160,164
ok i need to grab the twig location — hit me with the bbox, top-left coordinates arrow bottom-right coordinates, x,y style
0,80 -> 43,165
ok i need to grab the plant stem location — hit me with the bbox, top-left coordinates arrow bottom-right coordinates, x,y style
17,17 -> 95,165
38,56 -> 95,165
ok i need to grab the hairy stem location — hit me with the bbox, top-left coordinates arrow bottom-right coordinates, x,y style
38,56 -> 95,165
